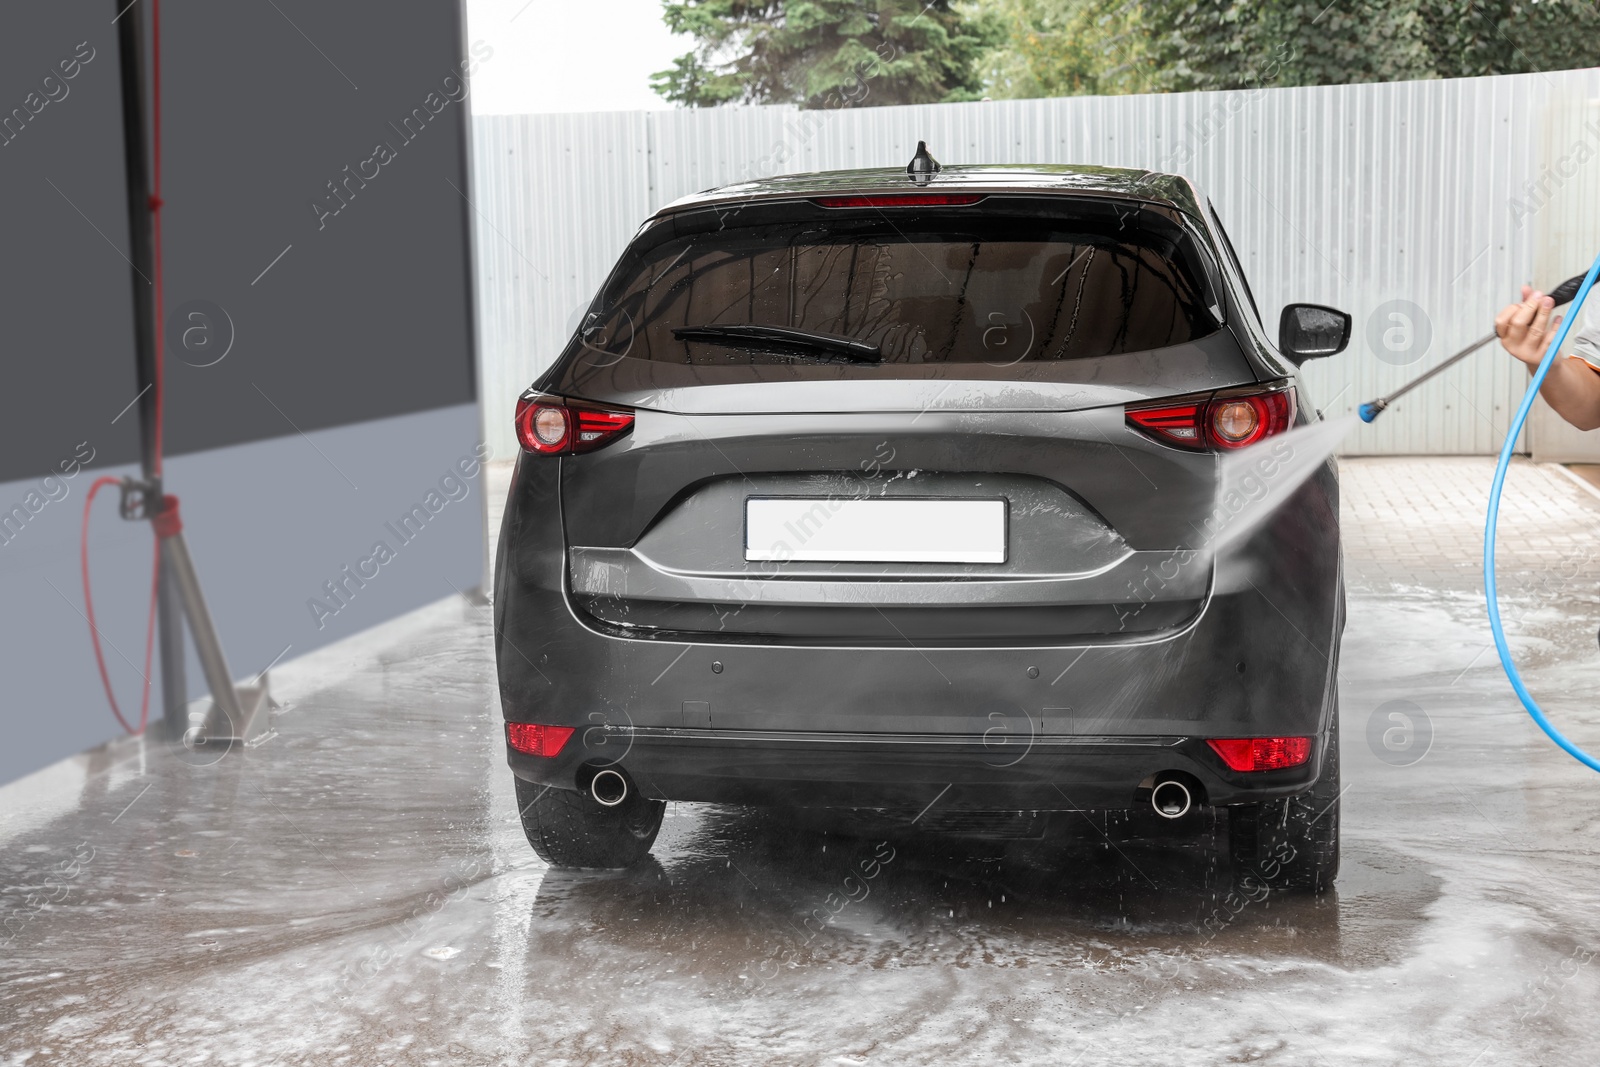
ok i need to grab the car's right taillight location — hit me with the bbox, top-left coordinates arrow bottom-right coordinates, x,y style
1126,383 -> 1296,452
515,393 -> 635,456
506,723 -> 574,757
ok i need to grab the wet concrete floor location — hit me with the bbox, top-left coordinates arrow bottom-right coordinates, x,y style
4,457 -> 1600,1066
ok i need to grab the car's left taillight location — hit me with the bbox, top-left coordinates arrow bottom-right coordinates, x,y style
515,393 -> 635,456
1126,383 -> 1296,452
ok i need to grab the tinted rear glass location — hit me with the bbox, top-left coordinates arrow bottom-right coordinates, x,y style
555,197 -> 1221,381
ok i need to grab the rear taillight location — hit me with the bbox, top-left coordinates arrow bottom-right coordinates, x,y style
1208,391 -> 1294,448
506,723 -> 574,757
1126,384 -> 1296,452
1206,736 -> 1313,772
515,394 -> 634,456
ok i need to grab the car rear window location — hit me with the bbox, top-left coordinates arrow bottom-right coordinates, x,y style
554,197 -> 1222,383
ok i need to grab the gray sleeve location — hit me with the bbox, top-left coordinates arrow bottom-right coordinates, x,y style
1571,319 -> 1600,371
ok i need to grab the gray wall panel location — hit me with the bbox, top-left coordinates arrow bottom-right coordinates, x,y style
1,0 -> 480,482
2,0 -> 486,783
0,403 -> 488,785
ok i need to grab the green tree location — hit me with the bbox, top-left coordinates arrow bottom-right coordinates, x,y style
1133,0 -> 1598,93
1132,0 -> 1427,91
651,0 -> 1000,108
1417,1 -> 1600,79
963,0 -> 1158,98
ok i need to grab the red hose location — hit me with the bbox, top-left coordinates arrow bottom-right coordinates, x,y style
82,478 -> 161,735
84,0 -> 164,735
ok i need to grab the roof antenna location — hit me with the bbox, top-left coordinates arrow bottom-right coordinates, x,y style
906,141 -> 940,185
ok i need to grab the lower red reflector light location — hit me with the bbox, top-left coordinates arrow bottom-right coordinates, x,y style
1206,736 -> 1312,772
506,723 -> 575,758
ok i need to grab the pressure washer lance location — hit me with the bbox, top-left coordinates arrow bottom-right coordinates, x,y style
1358,273 -> 1589,423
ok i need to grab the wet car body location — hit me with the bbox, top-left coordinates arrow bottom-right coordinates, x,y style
493,164 -> 1345,875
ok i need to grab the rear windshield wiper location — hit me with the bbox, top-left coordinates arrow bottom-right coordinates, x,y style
671,324 -> 881,364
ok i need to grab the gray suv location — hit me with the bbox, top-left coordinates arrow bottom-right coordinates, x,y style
493,163 -> 1350,891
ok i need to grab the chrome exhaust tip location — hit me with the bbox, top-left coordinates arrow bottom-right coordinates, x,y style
1151,779 -> 1192,819
589,768 -> 629,807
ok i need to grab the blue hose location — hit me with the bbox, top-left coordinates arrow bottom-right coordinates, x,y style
1485,249 -> 1600,774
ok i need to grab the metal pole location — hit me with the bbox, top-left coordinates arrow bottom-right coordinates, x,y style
159,530 -> 244,729
115,0 -> 187,739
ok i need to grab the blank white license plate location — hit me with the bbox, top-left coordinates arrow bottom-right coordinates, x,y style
744,497 -> 1007,563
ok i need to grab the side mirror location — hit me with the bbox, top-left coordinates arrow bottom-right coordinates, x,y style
1278,304 -> 1351,364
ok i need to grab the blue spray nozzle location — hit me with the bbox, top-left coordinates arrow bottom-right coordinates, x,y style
1358,401 -> 1381,423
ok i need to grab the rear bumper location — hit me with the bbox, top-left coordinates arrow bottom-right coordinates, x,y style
506,727 -> 1330,810
495,448 -> 1344,811
496,578 -> 1342,744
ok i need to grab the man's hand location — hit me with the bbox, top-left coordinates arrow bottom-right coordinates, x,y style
1496,285 -> 1563,366
1496,283 -> 1600,431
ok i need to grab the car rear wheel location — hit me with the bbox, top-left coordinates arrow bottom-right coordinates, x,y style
513,775 -> 665,869
1227,705 -> 1340,893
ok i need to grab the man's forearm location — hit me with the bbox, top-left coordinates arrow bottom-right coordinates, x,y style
1534,357 -> 1600,431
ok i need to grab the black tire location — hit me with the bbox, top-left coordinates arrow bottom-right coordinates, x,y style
513,775 -> 665,869
1228,706 -> 1340,893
